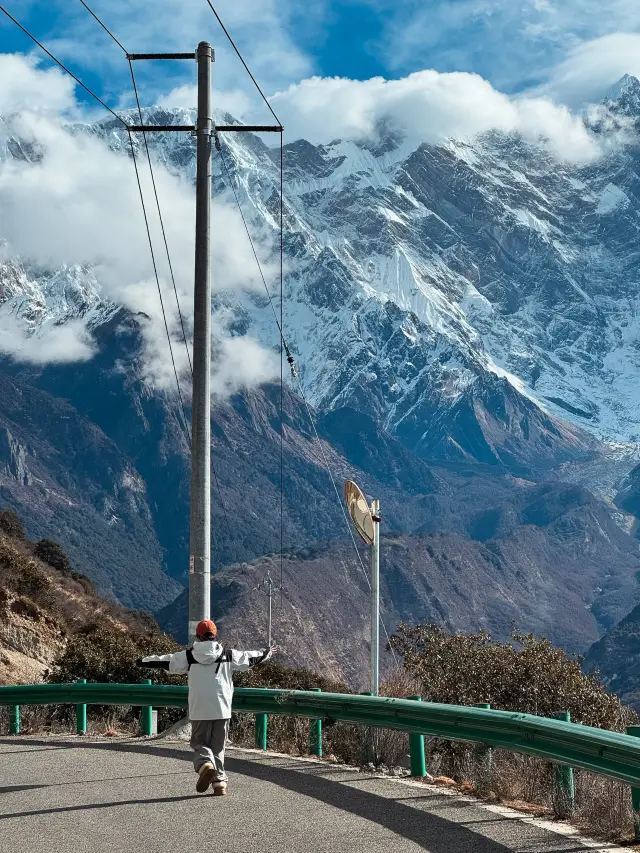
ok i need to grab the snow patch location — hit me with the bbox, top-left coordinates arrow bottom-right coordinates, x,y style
596,183 -> 630,214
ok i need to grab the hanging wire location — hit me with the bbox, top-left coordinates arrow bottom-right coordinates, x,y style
0,6 -> 126,127
76,0 -> 127,52
74,0 -> 240,560
126,127 -> 193,445
71,1 -> 194,377
0,6 -> 191,443
203,0 -> 281,125
0,4 -> 193,448
128,58 -> 194,376
216,137 -> 399,669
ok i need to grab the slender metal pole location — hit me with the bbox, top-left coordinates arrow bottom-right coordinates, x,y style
267,572 -> 273,649
371,499 -> 380,695
188,41 -> 213,642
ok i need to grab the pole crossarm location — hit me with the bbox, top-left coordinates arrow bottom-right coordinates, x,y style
127,53 -> 196,60
216,125 -> 283,133
126,125 -> 283,133
128,125 -> 195,132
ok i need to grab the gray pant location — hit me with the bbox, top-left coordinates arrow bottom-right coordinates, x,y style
190,719 -> 229,781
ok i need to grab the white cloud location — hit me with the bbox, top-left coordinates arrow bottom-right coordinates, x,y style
0,316 -> 95,364
540,33 -> 640,106
44,0 -> 312,112
212,335 -> 279,397
271,70 -> 600,162
157,84 -> 253,119
0,53 -> 76,116
0,54 -> 279,394
367,0 -> 640,99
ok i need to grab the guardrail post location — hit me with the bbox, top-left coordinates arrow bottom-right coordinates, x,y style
9,705 -> 19,735
310,688 -> 322,757
255,713 -> 268,750
473,703 -> 493,774
553,711 -> 575,817
627,725 -> 640,840
408,696 -> 426,777
141,679 -> 153,737
76,679 -> 87,735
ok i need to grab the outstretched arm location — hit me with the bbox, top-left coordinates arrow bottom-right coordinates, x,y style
136,650 -> 189,674
230,646 -> 277,672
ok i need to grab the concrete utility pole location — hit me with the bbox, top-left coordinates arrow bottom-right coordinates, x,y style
125,47 -> 282,645
188,41 -> 213,641
371,499 -> 380,695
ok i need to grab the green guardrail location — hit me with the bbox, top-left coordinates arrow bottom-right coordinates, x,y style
3,681 -> 640,830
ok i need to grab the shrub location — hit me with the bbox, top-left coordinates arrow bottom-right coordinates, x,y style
389,622 -> 632,730
34,539 -> 72,576
70,572 -> 95,595
48,622 -> 181,686
47,623 -> 185,730
0,510 -> 26,540
15,560 -> 52,599
10,596 -> 40,620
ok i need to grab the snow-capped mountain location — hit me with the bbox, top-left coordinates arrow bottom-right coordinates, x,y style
4,84 -> 640,653
2,80 -> 640,471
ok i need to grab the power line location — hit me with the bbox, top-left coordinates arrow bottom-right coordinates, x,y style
0,5 -> 126,128
1,3 -> 192,445
76,0 -> 126,53
73,1 -> 194,380
126,126 -> 193,444
69,1 -> 197,449
202,0 -> 281,126
128,59 -> 193,376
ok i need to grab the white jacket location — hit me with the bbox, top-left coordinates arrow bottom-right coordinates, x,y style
139,640 -> 272,720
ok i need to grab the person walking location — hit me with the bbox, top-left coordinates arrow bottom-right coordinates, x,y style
136,619 -> 276,795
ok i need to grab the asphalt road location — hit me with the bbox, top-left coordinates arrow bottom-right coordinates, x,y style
0,736 -> 617,853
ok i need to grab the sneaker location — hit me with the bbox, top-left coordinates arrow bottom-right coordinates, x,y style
196,762 -> 216,793
212,781 -> 228,796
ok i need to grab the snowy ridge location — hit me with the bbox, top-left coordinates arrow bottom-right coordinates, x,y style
1,84 -> 640,470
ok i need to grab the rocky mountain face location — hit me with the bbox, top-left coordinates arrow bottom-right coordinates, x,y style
161,481 -> 640,684
2,79 -> 640,674
0,364 -> 181,610
583,603 -> 640,712
0,518 -> 159,685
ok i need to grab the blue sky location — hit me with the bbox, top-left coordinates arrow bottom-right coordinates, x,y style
2,1 -> 640,106
1,0 -> 640,134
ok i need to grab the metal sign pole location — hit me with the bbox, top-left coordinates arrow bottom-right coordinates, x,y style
267,571 -> 273,649
371,499 -> 380,695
